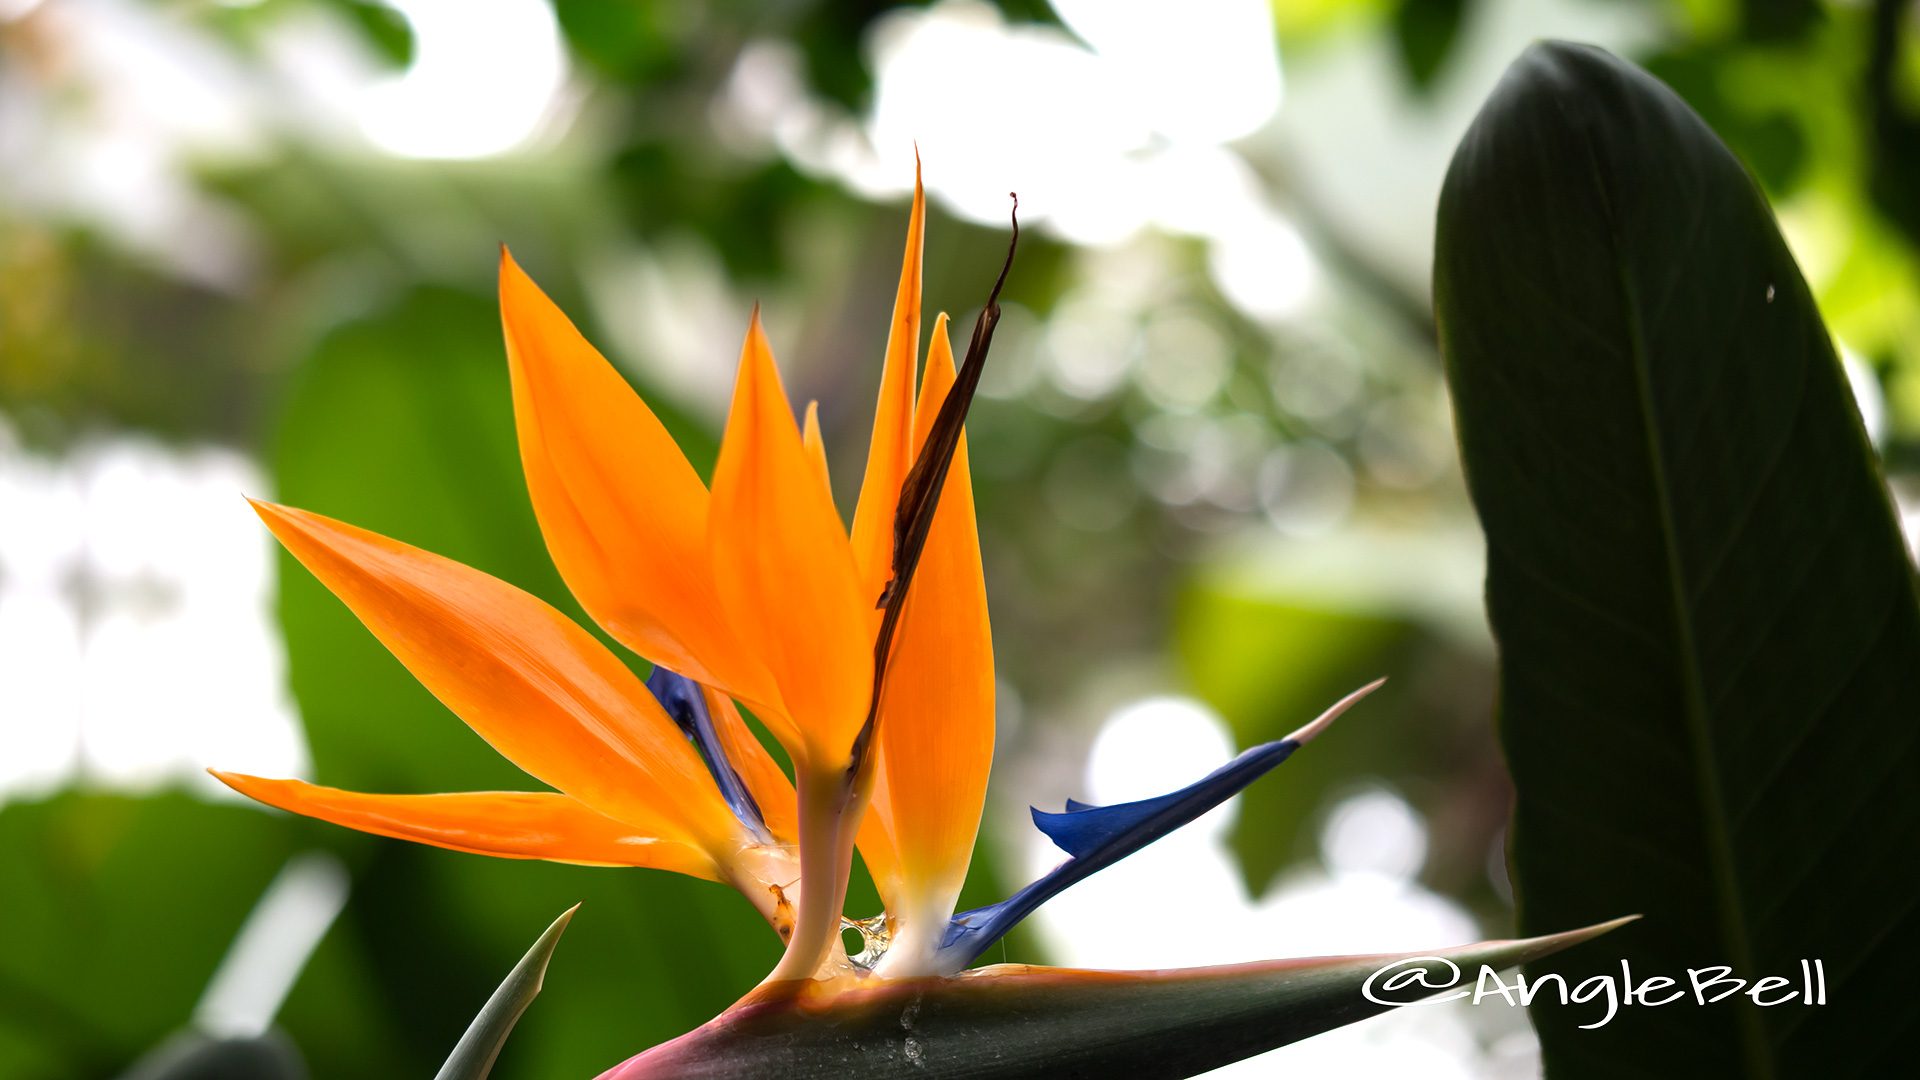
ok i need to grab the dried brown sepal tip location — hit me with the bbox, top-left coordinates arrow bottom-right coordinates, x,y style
853,194 -> 1019,772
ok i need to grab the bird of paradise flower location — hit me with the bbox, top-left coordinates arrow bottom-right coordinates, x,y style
213,166 -> 1627,1078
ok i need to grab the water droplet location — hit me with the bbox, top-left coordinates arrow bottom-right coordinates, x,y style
841,913 -> 893,970
1766,284 -> 1776,303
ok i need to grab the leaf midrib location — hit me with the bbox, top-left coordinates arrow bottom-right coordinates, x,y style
1563,99 -> 1775,1078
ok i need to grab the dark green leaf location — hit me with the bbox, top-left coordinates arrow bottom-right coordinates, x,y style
1436,41 -> 1920,1077
1866,0 -> 1920,245
604,920 -> 1630,1079
1739,0 -> 1822,44
436,906 -> 577,1080
1640,46 -> 1811,193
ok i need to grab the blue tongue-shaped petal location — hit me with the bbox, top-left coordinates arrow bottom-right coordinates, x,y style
939,679 -> 1383,970
1027,741 -> 1300,860
645,666 -> 772,843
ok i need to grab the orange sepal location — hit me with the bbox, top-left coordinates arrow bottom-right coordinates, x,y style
860,313 -> 995,918
214,772 -> 721,880
251,500 -> 734,851
707,314 -> 872,767
801,400 -> 832,500
499,250 -> 776,709
849,163 -> 925,613
864,311 -> 998,914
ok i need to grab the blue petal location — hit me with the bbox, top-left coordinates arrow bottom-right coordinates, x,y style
940,738 -> 1302,967
644,666 -> 771,842
1031,741 -> 1300,859
939,679 -> 1380,968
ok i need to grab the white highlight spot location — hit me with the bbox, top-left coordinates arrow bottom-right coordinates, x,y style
1841,347 -> 1886,448
1258,441 -> 1356,537
0,421 -> 308,804
1088,697 -> 1235,810
1208,213 -> 1316,321
1322,785 -> 1427,880
723,0 -> 1318,324
359,0 -> 566,159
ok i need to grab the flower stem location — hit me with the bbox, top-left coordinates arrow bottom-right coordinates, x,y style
765,765 -> 869,982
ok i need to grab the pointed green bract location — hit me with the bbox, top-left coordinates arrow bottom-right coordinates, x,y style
598,920 -> 1629,1079
436,905 -> 578,1080
1436,40 -> 1920,1077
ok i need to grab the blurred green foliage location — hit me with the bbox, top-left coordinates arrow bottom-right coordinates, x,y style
0,794 -> 297,1077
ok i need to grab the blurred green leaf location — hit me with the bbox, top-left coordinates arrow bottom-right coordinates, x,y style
1436,41 -> 1920,1076
0,793 -> 295,1080
1391,0 -> 1468,92
550,0 -> 680,80
1867,0 -> 1920,246
330,0 -> 415,67
436,906 -> 576,1080
1176,582 -> 1411,891
603,919 -> 1630,1078
1738,0 -> 1822,43
1174,525 -> 1505,903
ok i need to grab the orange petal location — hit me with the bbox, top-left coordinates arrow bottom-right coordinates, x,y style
499,250 -> 775,708
213,772 -> 721,879
801,400 -> 832,499
707,314 -> 872,766
700,684 -> 798,844
251,500 -> 736,851
861,313 -> 995,920
855,762 -> 904,910
849,163 -> 925,612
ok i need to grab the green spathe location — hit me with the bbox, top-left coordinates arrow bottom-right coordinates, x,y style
597,918 -> 1630,1079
